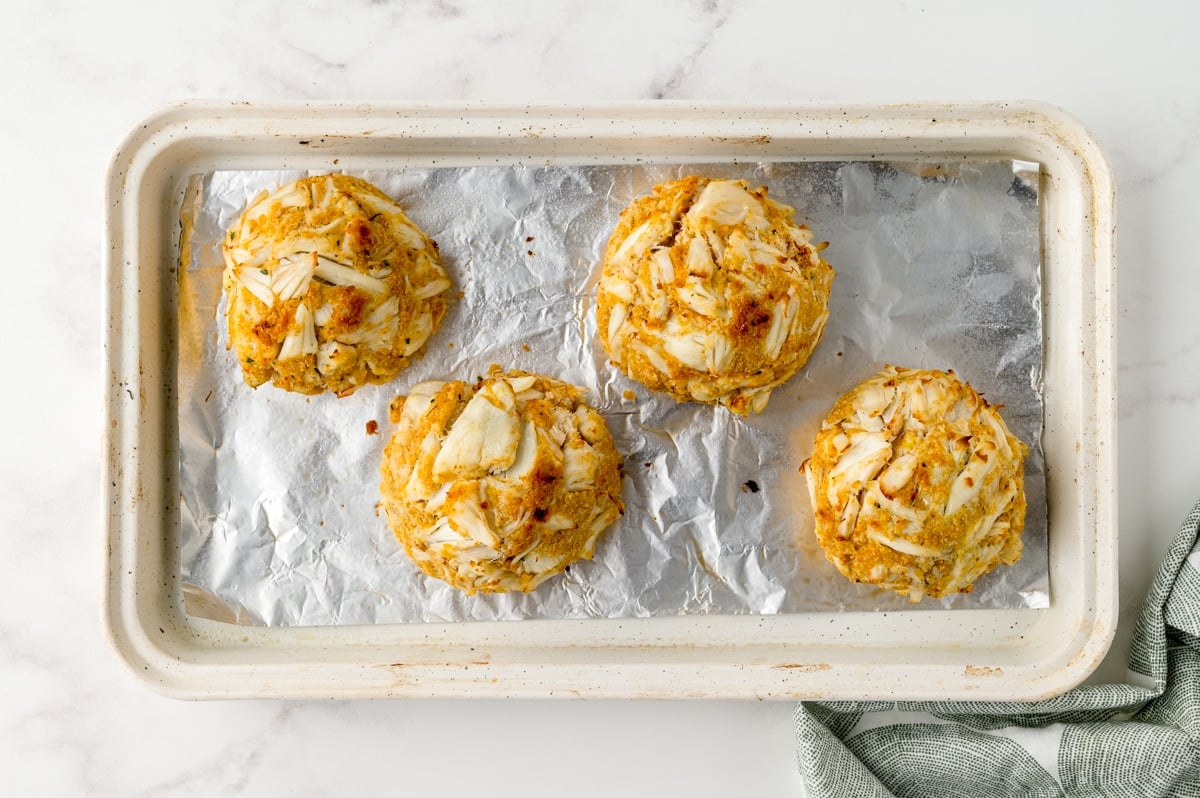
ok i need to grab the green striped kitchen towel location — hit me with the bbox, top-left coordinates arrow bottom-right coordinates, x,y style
794,498 -> 1200,797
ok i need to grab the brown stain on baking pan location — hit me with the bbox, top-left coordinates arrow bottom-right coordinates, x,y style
291,136 -> 356,149
383,659 -> 492,669
710,135 -> 772,145
1066,615 -> 1112,671
382,661 -> 500,693
964,665 -> 1004,678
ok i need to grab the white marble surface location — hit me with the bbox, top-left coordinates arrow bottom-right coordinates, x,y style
3,0 -> 1199,794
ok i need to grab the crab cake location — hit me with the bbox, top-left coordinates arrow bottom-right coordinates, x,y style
221,174 -> 451,396
596,176 -> 834,415
802,366 -> 1029,602
379,369 -> 625,594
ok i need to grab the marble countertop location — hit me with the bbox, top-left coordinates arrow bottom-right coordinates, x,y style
4,1 -> 1199,794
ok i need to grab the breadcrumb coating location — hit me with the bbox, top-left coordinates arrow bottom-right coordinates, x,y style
379,368 -> 624,594
803,366 -> 1029,602
222,174 -> 450,396
597,176 -> 834,414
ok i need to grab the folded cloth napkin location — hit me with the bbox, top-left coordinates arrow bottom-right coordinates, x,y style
794,499 -> 1200,798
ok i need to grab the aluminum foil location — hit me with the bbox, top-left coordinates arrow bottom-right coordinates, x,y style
177,159 -> 1047,626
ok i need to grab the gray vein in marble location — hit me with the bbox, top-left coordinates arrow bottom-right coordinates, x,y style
648,0 -> 733,99
365,0 -> 463,14
134,706 -> 298,797
3,654 -> 109,794
251,49 -> 350,100
1119,388 -> 1200,420
430,0 -> 465,17
283,40 -> 349,72
1119,332 -> 1200,374
0,624 -> 70,683
1115,106 -> 1200,191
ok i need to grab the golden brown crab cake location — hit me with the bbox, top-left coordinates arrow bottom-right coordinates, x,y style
379,369 -> 625,594
221,174 -> 451,396
597,176 -> 834,415
802,366 -> 1029,602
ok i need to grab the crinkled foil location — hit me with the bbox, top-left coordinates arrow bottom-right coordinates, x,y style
177,160 -> 1047,626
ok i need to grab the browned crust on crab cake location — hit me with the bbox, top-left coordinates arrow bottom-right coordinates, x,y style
222,174 -> 451,396
379,368 -> 624,594
802,366 -> 1029,602
597,176 -> 834,415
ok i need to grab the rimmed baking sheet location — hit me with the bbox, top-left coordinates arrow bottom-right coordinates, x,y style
104,102 -> 1115,700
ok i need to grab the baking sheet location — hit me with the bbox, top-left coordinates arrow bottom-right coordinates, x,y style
177,160 -> 1047,626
